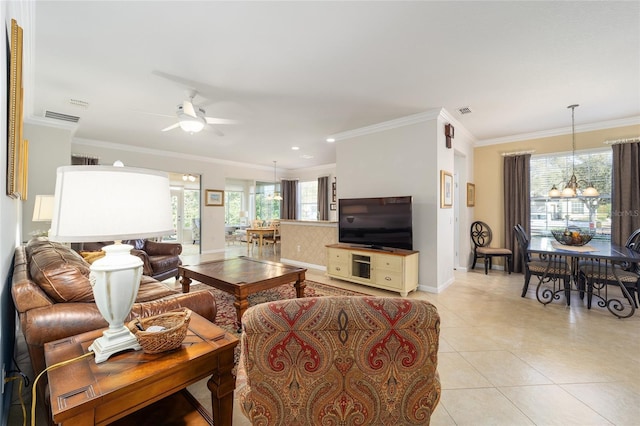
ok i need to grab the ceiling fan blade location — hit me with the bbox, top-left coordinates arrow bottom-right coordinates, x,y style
132,110 -> 175,119
183,100 -> 197,118
205,125 -> 224,137
161,123 -> 180,132
205,117 -> 240,125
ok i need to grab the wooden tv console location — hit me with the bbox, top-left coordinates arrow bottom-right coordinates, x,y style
326,243 -> 419,296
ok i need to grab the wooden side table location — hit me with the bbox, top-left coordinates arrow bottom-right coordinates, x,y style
44,312 -> 238,425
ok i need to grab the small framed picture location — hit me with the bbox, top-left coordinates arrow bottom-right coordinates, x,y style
467,183 -> 475,207
440,170 -> 453,208
205,189 -> 224,206
330,203 -> 336,211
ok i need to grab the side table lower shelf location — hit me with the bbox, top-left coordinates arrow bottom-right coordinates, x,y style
111,389 -> 212,425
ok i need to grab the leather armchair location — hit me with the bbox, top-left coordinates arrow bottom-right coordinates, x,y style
83,239 -> 182,281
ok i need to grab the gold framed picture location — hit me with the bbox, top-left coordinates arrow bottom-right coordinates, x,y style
7,19 -> 24,199
440,170 -> 453,208
205,189 -> 224,206
467,183 -> 475,207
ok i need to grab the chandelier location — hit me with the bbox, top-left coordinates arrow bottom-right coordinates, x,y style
271,161 -> 282,201
548,105 -> 599,198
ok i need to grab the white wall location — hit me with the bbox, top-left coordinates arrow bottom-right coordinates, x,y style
335,109 -> 474,293
22,122 -> 73,239
69,138 -> 336,253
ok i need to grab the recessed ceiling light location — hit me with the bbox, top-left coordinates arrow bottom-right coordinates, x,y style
291,146 -> 300,150
301,154 -> 314,159
326,137 -> 336,143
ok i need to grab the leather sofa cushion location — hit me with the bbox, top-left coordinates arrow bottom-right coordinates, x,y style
145,240 -> 182,256
26,238 -> 94,303
149,255 -> 181,274
136,276 -> 178,302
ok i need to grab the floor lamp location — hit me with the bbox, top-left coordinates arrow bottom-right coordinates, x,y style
49,164 -> 174,363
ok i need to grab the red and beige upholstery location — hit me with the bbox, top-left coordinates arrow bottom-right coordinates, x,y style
236,296 -> 441,425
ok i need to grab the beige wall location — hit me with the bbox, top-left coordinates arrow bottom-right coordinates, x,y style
280,221 -> 338,269
474,124 -> 640,263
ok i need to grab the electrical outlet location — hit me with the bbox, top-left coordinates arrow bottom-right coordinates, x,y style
296,245 -> 301,252
1,363 -> 5,394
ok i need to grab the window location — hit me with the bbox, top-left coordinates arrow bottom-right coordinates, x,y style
299,180 -> 318,220
225,190 -> 243,225
183,189 -> 200,229
255,181 -> 280,222
530,149 -> 612,239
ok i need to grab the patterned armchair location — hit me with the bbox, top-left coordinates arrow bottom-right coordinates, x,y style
236,296 -> 441,425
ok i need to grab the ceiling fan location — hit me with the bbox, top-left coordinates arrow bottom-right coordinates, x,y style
161,90 -> 238,136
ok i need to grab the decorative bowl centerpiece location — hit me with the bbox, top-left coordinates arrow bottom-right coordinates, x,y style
551,228 -> 594,246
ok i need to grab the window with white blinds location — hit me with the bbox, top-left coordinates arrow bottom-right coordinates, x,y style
529,149 -> 612,240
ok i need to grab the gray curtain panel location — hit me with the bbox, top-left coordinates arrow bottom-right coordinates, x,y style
612,142 -> 640,246
317,176 -> 329,221
503,154 -> 531,273
281,180 -> 298,219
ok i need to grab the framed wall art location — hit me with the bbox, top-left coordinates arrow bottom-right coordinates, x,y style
7,19 -> 24,199
440,170 -> 453,208
205,189 -> 224,206
466,183 -> 475,207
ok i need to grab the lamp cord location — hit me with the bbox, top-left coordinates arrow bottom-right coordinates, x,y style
31,351 -> 95,426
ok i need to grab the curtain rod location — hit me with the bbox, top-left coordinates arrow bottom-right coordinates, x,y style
501,150 -> 535,157
603,137 -> 640,145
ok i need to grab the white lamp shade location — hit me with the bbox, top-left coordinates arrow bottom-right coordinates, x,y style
49,165 -> 174,242
32,195 -> 55,221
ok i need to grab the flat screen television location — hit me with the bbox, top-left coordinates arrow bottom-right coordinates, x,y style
338,196 -> 413,251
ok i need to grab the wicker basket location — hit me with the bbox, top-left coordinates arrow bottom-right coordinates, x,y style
128,308 -> 192,354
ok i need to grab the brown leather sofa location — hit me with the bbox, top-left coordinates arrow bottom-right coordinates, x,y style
11,238 -> 216,414
82,239 -> 182,281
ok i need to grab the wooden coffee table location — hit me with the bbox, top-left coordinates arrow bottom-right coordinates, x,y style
45,312 -> 238,426
179,257 -> 307,327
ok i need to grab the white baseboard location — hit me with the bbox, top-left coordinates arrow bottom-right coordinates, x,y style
418,275 -> 454,294
279,258 -> 326,271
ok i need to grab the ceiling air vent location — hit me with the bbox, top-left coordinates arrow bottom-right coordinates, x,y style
45,110 -> 80,123
457,106 -> 473,115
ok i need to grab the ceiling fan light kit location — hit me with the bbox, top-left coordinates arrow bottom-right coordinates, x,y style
159,90 -> 237,135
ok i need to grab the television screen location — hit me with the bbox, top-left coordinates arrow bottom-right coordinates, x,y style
338,196 -> 413,250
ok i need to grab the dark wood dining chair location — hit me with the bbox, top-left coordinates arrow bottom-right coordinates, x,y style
513,224 -> 571,300
578,228 -> 640,308
470,221 -> 512,274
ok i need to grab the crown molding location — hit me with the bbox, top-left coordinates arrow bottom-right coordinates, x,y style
72,137 -> 336,172
475,116 -> 640,147
24,116 -> 78,132
327,109 -> 442,142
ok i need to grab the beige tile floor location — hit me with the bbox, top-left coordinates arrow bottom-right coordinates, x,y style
9,243 -> 640,425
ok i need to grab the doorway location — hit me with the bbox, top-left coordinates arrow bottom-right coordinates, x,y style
166,173 -> 201,255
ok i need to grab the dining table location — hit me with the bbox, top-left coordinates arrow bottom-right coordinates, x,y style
528,236 -> 640,318
245,227 -> 275,256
